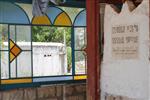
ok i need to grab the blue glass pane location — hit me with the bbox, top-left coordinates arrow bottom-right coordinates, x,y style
74,10 -> 86,27
46,7 -> 63,24
33,76 -> 73,82
0,0 -> 32,4
0,1 -> 29,24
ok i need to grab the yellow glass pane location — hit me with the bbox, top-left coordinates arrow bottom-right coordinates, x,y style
74,75 -> 87,80
10,52 -> 15,62
10,40 -> 15,49
32,16 -> 51,25
54,12 -> 72,26
1,78 -> 32,84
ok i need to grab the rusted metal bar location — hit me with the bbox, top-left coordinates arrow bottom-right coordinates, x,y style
86,0 -> 100,100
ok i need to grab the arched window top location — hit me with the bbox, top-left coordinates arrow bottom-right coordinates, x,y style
0,1 -> 30,24
74,10 -> 86,27
46,7 -> 63,24
54,12 -> 72,26
32,15 -> 52,25
0,2 -> 85,27
32,6 -> 72,26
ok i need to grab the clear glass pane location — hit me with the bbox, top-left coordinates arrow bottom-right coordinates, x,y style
1,51 -> 9,79
32,42 -> 71,76
17,52 -> 32,77
10,59 -> 16,78
75,51 -> 87,75
0,24 -> 8,50
66,47 -> 72,74
16,25 -> 31,50
74,28 -> 87,50
32,26 -> 72,76
33,46 -> 62,76
10,25 -> 16,42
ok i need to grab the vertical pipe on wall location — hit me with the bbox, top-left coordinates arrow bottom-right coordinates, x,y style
86,0 -> 100,100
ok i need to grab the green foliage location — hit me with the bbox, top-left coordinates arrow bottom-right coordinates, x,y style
32,26 -> 71,46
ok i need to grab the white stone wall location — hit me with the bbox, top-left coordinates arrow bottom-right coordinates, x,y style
101,0 -> 149,100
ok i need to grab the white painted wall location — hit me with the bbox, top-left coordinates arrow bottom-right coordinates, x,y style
1,42 -> 67,78
32,42 -> 67,76
101,1 -> 149,100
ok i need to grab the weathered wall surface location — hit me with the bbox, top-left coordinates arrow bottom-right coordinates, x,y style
101,0 -> 149,99
105,95 -> 138,100
0,83 -> 86,100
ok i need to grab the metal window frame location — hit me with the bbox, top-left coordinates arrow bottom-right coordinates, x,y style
0,1 -> 87,90
0,23 -> 87,90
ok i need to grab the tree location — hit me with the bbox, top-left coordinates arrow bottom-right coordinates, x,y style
32,26 -> 71,46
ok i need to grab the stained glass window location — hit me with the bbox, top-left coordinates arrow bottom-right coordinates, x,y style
0,1 -> 86,88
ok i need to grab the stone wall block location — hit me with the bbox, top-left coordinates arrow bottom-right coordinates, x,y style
75,84 -> 86,93
64,85 -> 75,96
23,88 -> 37,100
37,86 -> 56,99
66,95 -> 85,100
56,86 -> 63,97
2,89 -> 24,100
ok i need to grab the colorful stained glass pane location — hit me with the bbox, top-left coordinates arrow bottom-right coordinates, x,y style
32,16 -> 51,25
10,52 -> 15,62
11,46 -> 21,56
1,78 -> 32,84
9,39 -> 22,63
74,10 -> 86,26
74,75 -> 87,80
54,12 -> 72,26
46,7 -> 63,24
0,1 -> 30,24
10,40 -> 15,49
